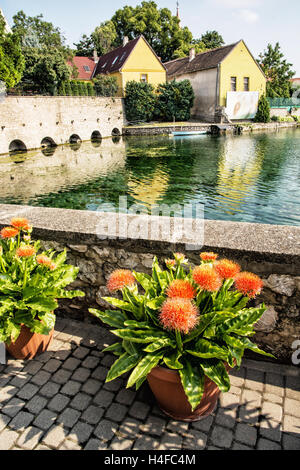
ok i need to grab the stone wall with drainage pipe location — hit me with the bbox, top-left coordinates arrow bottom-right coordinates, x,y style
0,204 -> 299,364
0,96 -> 125,155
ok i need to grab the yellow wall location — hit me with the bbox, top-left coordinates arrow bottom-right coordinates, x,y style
219,41 -> 266,107
120,37 -> 166,95
109,72 -> 123,97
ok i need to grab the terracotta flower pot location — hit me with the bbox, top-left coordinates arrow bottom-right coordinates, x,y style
147,365 -> 230,422
6,325 -> 54,360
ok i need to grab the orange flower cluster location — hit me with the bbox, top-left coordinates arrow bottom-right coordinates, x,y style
192,265 -> 222,292
165,259 -> 176,269
234,272 -> 264,298
16,246 -> 36,258
200,252 -> 218,262
11,218 -> 31,231
1,227 -> 19,239
107,269 -> 136,292
160,298 -> 199,334
166,280 -> 196,299
214,259 -> 241,279
36,255 -> 56,270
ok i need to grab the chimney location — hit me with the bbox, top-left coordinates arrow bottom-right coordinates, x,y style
93,49 -> 99,64
123,36 -> 129,46
189,48 -> 195,62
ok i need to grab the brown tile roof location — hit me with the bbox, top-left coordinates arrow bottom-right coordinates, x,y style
67,57 -> 96,80
164,42 -> 239,77
93,37 -> 141,76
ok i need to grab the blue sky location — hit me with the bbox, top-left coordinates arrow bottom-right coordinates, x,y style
2,0 -> 299,75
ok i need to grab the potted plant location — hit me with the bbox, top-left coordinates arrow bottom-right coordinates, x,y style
0,218 -> 85,360
90,252 -> 274,422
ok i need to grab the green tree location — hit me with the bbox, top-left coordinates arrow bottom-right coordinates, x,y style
92,21 -> 117,56
58,82 -> 66,96
258,43 -> 295,98
93,75 -> 119,97
65,81 -> 72,96
74,34 -> 94,57
156,79 -> 195,121
87,82 -> 95,96
254,94 -> 271,123
0,12 -> 25,88
200,31 -> 224,50
71,80 -> 79,96
124,81 -> 156,122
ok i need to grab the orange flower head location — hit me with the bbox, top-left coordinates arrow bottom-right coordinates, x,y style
200,252 -> 218,262
234,272 -> 264,299
36,255 -> 54,269
10,218 -> 31,231
16,246 -> 36,258
1,227 -> 19,239
160,298 -> 199,334
215,259 -> 241,279
165,259 -> 176,269
50,263 -> 56,271
166,279 -> 196,299
192,265 -> 222,292
107,269 -> 136,292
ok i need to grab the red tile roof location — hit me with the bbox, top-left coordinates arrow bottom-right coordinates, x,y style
68,57 -> 96,80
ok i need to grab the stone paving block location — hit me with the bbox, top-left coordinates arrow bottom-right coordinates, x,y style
17,383 -> 39,401
282,433 -> 300,450
285,376 -> 300,400
118,417 -> 141,439
57,408 -> 81,428
210,426 -> 233,449
26,395 -> 48,414
167,420 -> 190,435
106,403 -> 128,423
235,423 -> 257,446
43,425 -> 67,448
81,405 -> 104,425
10,373 -> 31,389
229,374 -> 245,388
1,398 -> 26,418
84,439 -> 108,450
103,378 -> 123,392
91,366 -> 108,381
35,444 -> 51,450
62,357 -> 81,371
129,401 -> 150,421
68,421 -> 94,444
39,381 -> 61,398
1,385 -> 19,404
71,367 -> 91,383
110,436 -> 134,450
30,370 -> 52,387
140,416 -> 166,436
284,397 -> 300,418
259,419 -> 282,442
232,442 -> 253,450
94,419 -> 118,442
261,401 -> 283,423
101,355 -> 115,367
238,404 -> 260,425
48,394 -> 70,413
0,413 -> 11,432
94,389 -> 114,408
282,415 -> 300,435
81,378 -> 101,395
72,346 -> 90,359
265,373 -> 284,397
59,439 -> 82,450
159,433 -> 182,450
53,349 -> 72,362
215,407 -> 237,429
69,392 -> 92,411
241,389 -> 262,407
52,368 -> 72,385
183,430 -> 207,450
35,351 -> 54,363
257,438 -> 281,450
245,368 -> 264,392
60,380 -> 81,397
219,392 -> 239,409
116,389 -> 136,406
23,361 -> 43,375
0,429 -> 19,450
81,356 -> 100,370
33,409 -> 57,431
263,392 -> 283,405
133,436 -> 160,450
17,426 -> 44,450
42,359 -> 62,373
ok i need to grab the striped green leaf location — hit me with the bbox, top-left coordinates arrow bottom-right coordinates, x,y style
200,360 -> 230,393
127,353 -> 163,389
89,309 -> 127,328
179,361 -> 205,411
183,313 -> 216,344
106,352 -> 141,383
143,337 -> 175,353
163,351 -> 183,370
237,337 -> 275,358
220,306 -> 266,335
112,329 -> 168,344
186,339 -> 228,360
102,297 -> 135,313
102,342 -> 124,356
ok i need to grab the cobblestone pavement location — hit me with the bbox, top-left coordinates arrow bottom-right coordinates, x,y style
1,318 -> 300,451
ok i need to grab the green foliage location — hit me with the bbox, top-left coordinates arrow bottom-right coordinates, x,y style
90,254 -> 273,411
74,34 -> 95,57
200,31 -> 225,50
0,220 -> 84,345
156,80 -> 195,122
92,21 -> 117,56
258,43 -> 295,98
93,75 -> 119,97
71,80 -> 79,96
254,94 -> 271,123
124,81 -> 156,122
0,11 -> 25,88
58,82 -> 66,96
87,82 -> 95,96
64,81 -> 72,96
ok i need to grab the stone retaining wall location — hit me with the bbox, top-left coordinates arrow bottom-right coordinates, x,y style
0,204 -> 299,364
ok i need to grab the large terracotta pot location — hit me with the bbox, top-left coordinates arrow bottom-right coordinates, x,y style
147,365 -> 230,422
6,325 -> 54,360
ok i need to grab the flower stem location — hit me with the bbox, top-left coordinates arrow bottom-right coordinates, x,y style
175,329 -> 183,352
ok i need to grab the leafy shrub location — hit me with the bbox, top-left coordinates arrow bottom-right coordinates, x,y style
87,82 -> 95,96
124,81 -> 156,123
93,75 -> 119,97
156,80 -> 195,122
271,115 -> 279,122
58,82 -> 66,96
71,80 -> 79,96
65,81 -> 72,96
254,94 -> 271,123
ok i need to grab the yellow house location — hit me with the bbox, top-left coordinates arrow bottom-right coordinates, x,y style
165,40 -> 266,122
93,35 -> 166,97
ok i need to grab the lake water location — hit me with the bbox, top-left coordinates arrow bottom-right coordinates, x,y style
1,129 -> 300,226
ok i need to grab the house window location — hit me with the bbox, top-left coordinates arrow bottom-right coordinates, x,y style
112,56 -> 119,65
83,65 -> 91,72
231,77 -> 237,92
140,74 -> 148,83
244,77 -> 250,91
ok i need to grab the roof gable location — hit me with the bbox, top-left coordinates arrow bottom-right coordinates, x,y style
68,57 -> 96,80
